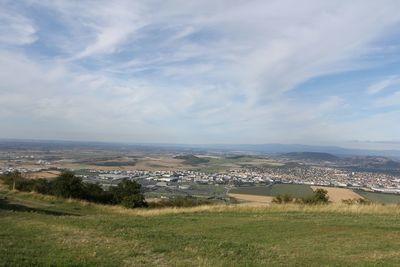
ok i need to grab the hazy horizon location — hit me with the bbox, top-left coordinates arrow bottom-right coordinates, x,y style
1,1 -> 400,149
2,137 -> 400,153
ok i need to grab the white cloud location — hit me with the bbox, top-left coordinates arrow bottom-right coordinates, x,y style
0,7 -> 37,45
374,91 -> 400,107
367,76 -> 400,95
1,1 -> 400,146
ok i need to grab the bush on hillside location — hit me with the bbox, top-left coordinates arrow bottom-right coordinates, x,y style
0,171 -> 22,190
34,178 -> 54,195
111,179 -> 147,207
342,198 -> 371,205
301,189 -> 329,204
83,182 -> 114,204
53,171 -> 85,198
272,194 -> 293,204
0,171 -> 147,208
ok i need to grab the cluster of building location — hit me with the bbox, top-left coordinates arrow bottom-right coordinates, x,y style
2,160 -> 400,194
77,166 -> 400,194
247,165 -> 400,193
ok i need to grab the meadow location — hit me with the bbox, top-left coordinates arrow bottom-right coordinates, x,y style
2,187 -> 400,266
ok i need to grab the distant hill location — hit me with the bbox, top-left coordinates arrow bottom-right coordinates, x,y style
346,156 -> 400,169
1,139 -> 400,159
282,152 -> 339,162
174,154 -> 209,165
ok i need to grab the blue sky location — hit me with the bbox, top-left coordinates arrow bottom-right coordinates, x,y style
1,0 -> 400,149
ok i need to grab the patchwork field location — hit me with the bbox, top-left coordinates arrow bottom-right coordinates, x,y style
230,184 -> 400,205
1,189 -> 400,266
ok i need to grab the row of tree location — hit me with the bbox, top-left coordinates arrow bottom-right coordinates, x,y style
0,171 -> 147,208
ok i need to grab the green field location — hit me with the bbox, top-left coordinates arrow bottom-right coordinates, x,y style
230,184 -> 314,198
355,190 -> 400,204
193,156 -> 283,173
1,189 -> 400,266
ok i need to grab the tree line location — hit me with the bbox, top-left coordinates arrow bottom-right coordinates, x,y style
0,171 -> 147,208
272,188 -> 330,204
0,171 -> 214,209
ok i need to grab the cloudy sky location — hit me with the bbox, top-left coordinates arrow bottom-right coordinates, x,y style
1,1 -> 400,149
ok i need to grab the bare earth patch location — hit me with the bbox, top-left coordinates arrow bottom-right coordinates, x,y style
229,193 -> 273,204
311,186 -> 364,203
27,171 -> 61,179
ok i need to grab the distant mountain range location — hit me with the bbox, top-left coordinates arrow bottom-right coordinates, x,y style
200,144 -> 400,158
1,139 -> 400,159
278,151 -> 400,169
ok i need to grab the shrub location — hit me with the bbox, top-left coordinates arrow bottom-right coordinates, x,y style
34,179 -> 54,195
272,194 -> 293,204
15,179 -> 36,192
52,171 -> 85,198
110,179 -> 146,207
342,198 -> 371,205
83,182 -> 114,204
0,171 -> 38,192
2,171 -> 146,209
121,194 -> 147,208
0,171 -> 23,190
302,189 -> 329,204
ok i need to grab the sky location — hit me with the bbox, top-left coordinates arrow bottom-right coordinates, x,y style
1,0 -> 400,149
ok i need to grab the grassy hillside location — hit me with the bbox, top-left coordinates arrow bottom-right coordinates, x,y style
174,155 -> 210,165
1,188 -> 400,266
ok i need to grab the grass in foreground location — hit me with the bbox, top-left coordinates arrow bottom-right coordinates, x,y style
1,189 -> 400,266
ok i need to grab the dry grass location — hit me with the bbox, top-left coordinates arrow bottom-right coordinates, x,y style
311,186 -> 364,203
228,193 -> 273,203
99,201 -> 400,217
4,187 -> 400,217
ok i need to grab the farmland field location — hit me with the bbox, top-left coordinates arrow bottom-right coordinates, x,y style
228,193 -> 274,203
230,184 -> 314,199
1,189 -> 400,266
311,186 -> 364,203
355,190 -> 400,204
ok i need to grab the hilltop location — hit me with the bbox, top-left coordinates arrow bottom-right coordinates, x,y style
174,154 -> 210,165
1,186 -> 400,266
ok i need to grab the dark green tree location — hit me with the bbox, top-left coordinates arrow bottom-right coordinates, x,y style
53,171 -> 84,198
302,189 -> 329,204
83,183 -> 114,204
34,178 -> 54,195
111,179 -> 147,208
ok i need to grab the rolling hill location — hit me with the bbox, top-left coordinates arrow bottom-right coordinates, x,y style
174,154 -> 210,165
